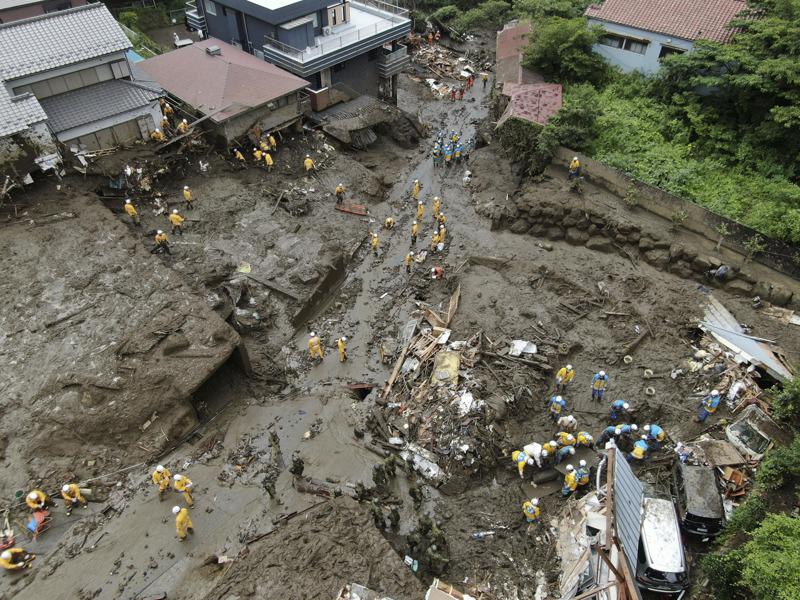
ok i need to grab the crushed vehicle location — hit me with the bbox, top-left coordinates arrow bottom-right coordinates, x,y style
671,463 -> 725,539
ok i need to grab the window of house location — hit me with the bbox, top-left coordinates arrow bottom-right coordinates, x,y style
599,32 -> 649,55
659,45 -> 685,59
204,0 -> 217,16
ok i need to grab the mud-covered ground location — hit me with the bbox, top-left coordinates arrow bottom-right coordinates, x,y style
2,60 -> 798,600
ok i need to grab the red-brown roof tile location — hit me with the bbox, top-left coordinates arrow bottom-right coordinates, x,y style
497,83 -> 562,127
138,39 -> 308,122
585,0 -> 747,43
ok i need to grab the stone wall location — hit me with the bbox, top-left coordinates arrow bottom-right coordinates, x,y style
502,197 -> 796,307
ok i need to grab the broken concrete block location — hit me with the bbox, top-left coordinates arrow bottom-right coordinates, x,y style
585,237 -> 614,253
652,238 -> 671,249
528,223 -> 547,236
692,255 -> 714,272
638,237 -> 655,251
769,284 -> 793,306
509,219 -> 530,234
667,261 -> 694,279
669,243 -> 686,261
546,227 -> 565,241
565,227 -> 589,245
725,279 -> 754,295
643,249 -> 670,269
752,281 -> 771,299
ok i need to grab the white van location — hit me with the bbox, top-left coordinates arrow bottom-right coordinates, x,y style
635,497 -> 689,596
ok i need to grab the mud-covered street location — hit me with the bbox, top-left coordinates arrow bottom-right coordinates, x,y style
2,59 -> 798,600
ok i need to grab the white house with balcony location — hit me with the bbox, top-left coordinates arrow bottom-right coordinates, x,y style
585,0 -> 747,73
185,0 -> 410,102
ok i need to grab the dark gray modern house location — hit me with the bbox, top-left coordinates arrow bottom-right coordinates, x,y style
185,0 -> 411,102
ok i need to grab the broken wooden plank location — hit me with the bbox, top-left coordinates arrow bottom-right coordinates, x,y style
483,351 -> 551,371
335,203 -> 368,216
424,308 -> 446,329
244,273 -> 300,301
445,284 -> 461,326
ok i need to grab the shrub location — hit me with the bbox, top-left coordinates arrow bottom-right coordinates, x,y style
522,18 -> 609,85
702,549 -> 748,600
453,0 -> 511,32
740,514 -> 800,600
721,494 -> 767,539
118,11 -> 139,29
771,376 -> 800,428
514,0 -> 592,19
430,5 -> 461,23
755,436 -> 800,492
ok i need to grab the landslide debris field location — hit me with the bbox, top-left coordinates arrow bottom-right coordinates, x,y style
1,72 -> 798,600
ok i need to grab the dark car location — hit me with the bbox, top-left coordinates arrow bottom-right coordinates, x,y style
672,463 -> 725,539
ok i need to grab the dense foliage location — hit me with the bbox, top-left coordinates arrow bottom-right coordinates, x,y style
429,0 -> 511,33
509,0 -> 800,242
770,376 -> 800,428
740,515 -> 800,600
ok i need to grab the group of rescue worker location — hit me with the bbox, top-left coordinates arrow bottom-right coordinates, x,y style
432,130 -> 475,169
151,465 -> 196,541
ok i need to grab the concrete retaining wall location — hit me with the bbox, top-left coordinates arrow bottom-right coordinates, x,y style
554,147 -> 800,280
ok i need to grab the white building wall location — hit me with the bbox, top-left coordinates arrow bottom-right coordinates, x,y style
588,20 -> 694,73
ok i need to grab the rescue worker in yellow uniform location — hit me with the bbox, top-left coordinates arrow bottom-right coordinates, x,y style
437,212 -> 446,226
173,506 -> 194,541
335,183 -> 345,204
522,497 -> 540,523
511,449 -> 531,478
0,548 -> 35,571
568,156 -> 581,180
152,464 -> 172,499
557,431 -> 576,447
183,185 -> 194,209
370,232 -> 379,256
268,133 -> 277,151
163,103 -> 174,119
416,201 -> 424,221
384,217 -> 395,230
411,220 -> 418,245
253,147 -> 263,162
61,483 -> 87,515
308,332 -> 324,361
337,336 -> 348,362
172,474 -> 194,506
555,364 -> 575,394
152,230 -> 171,255
160,115 -> 171,134
25,490 -> 47,512
150,129 -> 166,142
264,152 -> 274,172
562,464 -> 578,497
168,209 -> 185,235
259,139 -> 270,153
176,118 -> 189,134
542,440 -> 559,456
432,196 -> 441,220
234,148 -> 246,165
430,231 -> 441,252
124,199 -> 140,226
411,179 -> 421,200
304,154 -> 315,172
438,224 -> 446,243
404,251 -> 414,274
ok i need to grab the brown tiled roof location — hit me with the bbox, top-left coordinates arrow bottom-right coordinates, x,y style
495,20 -> 542,86
585,0 -> 747,43
138,39 -> 308,122
497,83 -> 562,127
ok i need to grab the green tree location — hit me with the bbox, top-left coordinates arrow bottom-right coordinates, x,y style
514,0 -> 592,19
740,514 -> 800,600
454,0 -> 511,32
538,83 -> 601,155
771,376 -> 800,427
522,17 -> 609,85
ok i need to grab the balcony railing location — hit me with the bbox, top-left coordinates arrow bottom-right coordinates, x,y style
184,1 -> 206,31
377,44 -> 409,77
263,0 -> 409,64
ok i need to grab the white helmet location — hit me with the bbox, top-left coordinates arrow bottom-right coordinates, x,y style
541,449 -> 549,457
413,220 -> 417,224
172,506 -> 181,514
341,336 -> 347,342
28,492 -> 37,501
306,154 -> 310,158
184,185 -> 189,190
418,201 -> 423,205
711,389 -> 720,396
566,464 -> 574,471
155,128 -> 161,133
434,196 -> 440,201
641,435 -> 648,440
573,156 -> 578,161
62,484 -> 70,493
156,465 -> 165,472
172,209 -> 178,214
556,396 -> 563,402
599,370 -> 606,377
566,364 -> 572,370
173,474 -> 182,481
631,424 -> 638,431
614,428 -> 621,435
579,460 -> 587,467
414,179 -> 419,183
567,447 -> 575,455
339,183 -> 343,186
623,402 -> 629,410
531,497 -> 539,505
0,550 -> 11,560
549,440 -> 557,447
431,268 -> 436,273
125,199 -> 131,204
409,251 -> 414,256
157,230 -> 163,235
526,458 -> 534,465
182,118 -> 188,123
310,332 -> 316,337
566,414 -> 574,421
439,224 -> 444,229
643,425 -> 651,432
566,434 -> 575,443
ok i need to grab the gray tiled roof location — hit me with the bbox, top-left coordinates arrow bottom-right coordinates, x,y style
0,87 -> 47,136
0,4 -> 132,81
40,80 -> 161,134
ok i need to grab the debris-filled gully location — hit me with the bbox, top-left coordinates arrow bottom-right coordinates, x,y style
2,55 -> 798,600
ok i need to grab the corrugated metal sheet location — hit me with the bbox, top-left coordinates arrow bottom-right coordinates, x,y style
613,447 -> 643,570
700,294 -> 794,381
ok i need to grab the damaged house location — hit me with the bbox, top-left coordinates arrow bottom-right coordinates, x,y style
137,39 -> 309,143
0,3 -> 162,178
